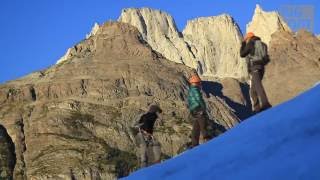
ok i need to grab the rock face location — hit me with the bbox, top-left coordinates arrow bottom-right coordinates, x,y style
0,22 -> 240,179
247,5 -> 291,45
264,30 -> 320,105
57,23 -> 100,64
183,15 -> 247,79
56,48 -> 72,64
86,22 -> 100,39
119,8 -> 196,67
119,8 -> 248,80
0,125 -> 16,180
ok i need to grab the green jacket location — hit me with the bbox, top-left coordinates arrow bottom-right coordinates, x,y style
187,85 -> 206,112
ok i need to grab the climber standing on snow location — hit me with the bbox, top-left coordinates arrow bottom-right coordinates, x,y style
240,32 -> 272,113
187,71 -> 210,147
133,105 -> 163,168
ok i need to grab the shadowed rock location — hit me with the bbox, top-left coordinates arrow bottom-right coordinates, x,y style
0,124 -> 16,180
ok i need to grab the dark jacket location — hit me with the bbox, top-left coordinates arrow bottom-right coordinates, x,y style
138,112 -> 158,134
187,85 -> 206,113
240,36 -> 265,72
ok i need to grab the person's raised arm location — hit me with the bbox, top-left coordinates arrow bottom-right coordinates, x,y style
240,41 -> 254,58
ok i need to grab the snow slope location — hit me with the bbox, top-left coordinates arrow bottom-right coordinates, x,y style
124,85 -> 320,180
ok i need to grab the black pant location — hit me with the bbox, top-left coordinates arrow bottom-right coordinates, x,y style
249,69 -> 271,112
191,109 -> 209,147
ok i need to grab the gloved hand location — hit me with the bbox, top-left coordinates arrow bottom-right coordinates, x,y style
133,123 -> 143,129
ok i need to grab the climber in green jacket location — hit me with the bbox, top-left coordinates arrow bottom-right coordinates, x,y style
187,72 -> 210,147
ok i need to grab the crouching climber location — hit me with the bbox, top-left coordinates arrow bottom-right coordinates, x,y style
133,105 -> 163,168
187,72 -> 211,147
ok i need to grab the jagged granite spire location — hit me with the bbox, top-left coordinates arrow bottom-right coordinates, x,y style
118,8 -> 197,67
183,14 -> 248,79
119,8 -> 248,79
246,4 -> 291,45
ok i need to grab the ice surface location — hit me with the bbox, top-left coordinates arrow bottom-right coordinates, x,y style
123,85 -> 320,180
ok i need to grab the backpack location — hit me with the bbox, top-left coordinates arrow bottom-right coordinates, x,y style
250,40 -> 269,65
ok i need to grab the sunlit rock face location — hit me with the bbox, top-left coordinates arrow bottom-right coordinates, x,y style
183,15 -> 248,79
246,4 -> 292,45
119,8 -> 248,80
119,8 -> 197,67
264,30 -> 320,105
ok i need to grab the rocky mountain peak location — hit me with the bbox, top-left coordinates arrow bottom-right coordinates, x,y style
183,14 -> 238,29
119,8 -> 248,80
183,14 -> 247,79
247,4 -> 291,45
93,22 -> 156,57
86,22 -> 100,39
57,22 -> 157,65
254,4 -> 263,13
119,8 -> 179,39
263,29 -> 320,105
119,7 -> 197,67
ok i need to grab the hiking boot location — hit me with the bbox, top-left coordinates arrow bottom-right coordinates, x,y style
261,104 -> 272,111
203,136 -> 212,143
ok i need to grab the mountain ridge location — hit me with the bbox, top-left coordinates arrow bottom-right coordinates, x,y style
0,21 -> 240,179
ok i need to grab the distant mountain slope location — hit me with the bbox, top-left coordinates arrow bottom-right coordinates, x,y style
124,84 -> 320,180
264,30 -> 320,105
0,22 -> 239,179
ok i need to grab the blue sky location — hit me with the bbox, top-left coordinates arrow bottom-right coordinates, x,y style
0,0 -> 319,83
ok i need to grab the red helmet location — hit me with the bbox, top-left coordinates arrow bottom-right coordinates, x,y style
189,75 -> 201,84
244,32 -> 255,41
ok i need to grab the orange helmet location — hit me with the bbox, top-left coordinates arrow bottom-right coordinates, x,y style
189,75 -> 201,84
244,32 -> 255,41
